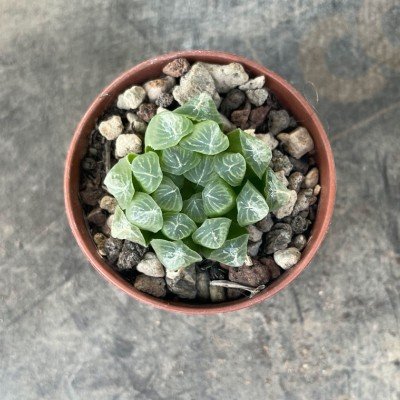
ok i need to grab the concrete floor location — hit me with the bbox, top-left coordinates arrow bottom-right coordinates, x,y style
1,1 -> 399,399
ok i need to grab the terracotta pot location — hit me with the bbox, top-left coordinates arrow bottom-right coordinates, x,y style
64,50 -> 336,314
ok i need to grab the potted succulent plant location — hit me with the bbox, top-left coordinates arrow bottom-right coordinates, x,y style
64,50 -> 335,314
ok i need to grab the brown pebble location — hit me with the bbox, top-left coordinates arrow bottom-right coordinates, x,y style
93,233 -> 107,256
137,103 -> 158,122
134,275 -> 166,298
87,207 -> 107,226
162,58 -> 190,78
231,108 -> 250,130
80,187 -> 104,206
248,105 -> 270,129
228,259 -> 273,288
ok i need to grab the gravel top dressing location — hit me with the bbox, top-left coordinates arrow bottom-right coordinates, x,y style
80,58 -> 320,304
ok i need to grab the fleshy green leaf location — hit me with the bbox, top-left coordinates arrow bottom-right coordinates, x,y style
163,172 -> 185,189
236,181 -> 269,226
151,176 -> 182,212
183,154 -> 217,187
263,167 -> 292,211
174,92 -> 221,124
150,239 -> 202,271
111,206 -> 148,246
206,234 -> 249,267
131,151 -> 162,194
103,155 -> 135,210
179,120 -> 229,155
202,177 -> 236,217
161,213 -> 197,240
125,192 -> 163,233
160,146 -> 201,175
214,152 -> 246,187
144,111 -> 193,150
192,218 -> 231,249
228,129 -> 272,179
182,193 -> 207,223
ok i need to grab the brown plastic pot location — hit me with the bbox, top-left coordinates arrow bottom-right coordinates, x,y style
64,50 -> 336,314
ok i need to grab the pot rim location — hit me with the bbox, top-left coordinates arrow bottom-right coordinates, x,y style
64,50 -> 336,315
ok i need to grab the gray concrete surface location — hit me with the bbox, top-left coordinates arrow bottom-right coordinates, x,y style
1,1 -> 399,399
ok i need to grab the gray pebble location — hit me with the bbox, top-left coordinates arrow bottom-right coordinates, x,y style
155,93 -> 174,108
289,156 -> 309,175
247,240 -> 262,257
117,241 -> 146,271
273,190 -> 297,219
271,150 -> 293,176
288,172 -> 304,192
292,189 -> 317,216
104,237 -> 123,264
264,223 -> 292,254
273,247 -> 301,270
268,109 -> 290,135
209,285 -> 226,303
166,265 -> 197,299
219,113 -> 237,133
246,88 -> 269,106
196,270 -> 210,300
134,275 -> 166,298
292,234 -> 307,251
246,225 -> 263,242
291,215 -> 311,234
220,89 -> 246,116
256,214 -> 274,232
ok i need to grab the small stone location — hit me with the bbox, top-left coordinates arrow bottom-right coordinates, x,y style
162,58 -> 190,78
136,252 -> 165,277
292,189 -> 317,216
166,265 -> 197,299
273,247 -> 301,270
155,93 -> 174,108
219,113 -> 236,133
228,259 -> 272,287
117,86 -> 146,110
244,128 -> 255,136
87,207 -> 106,226
292,234 -> 307,251
114,134 -> 142,158
244,255 -> 253,267
80,187 -> 104,206
309,204 -> 317,221
313,184 -> 321,196
259,257 -> 281,279
220,89 -> 246,116
288,172 -> 304,192
278,127 -> 314,159
196,270 -> 210,300
134,275 -> 166,298
227,288 -> 243,300
264,223 -> 292,254
255,133 -> 278,150
230,108 -> 250,130
98,115 -> 123,140
239,75 -> 265,91
271,150 -> 293,176
256,214 -> 274,232
82,157 -> 96,171
201,62 -> 249,93
137,103 -> 157,122
116,240 -> 147,271
249,106 -> 270,129
268,110 -> 290,135
126,112 -> 147,134
99,195 -> 117,213
274,170 -> 289,187
106,214 -> 114,228
246,88 -> 269,106
291,215 -> 311,234
208,264 -> 228,280
289,156 -> 309,175
172,63 -> 220,106
247,240 -> 262,257
209,285 -> 226,303
273,190 -> 297,219
303,167 -> 319,188
93,233 -> 107,256
104,237 -> 123,263
246,225 -> 263,242
143,76 -> 175,102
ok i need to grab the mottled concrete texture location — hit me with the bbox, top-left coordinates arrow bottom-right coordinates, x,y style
1,1 -> 399,399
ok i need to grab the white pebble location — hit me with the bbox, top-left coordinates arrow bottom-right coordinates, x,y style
239,75 -> 265,91
273,247 -> 301,270
304,167 -> 319,188
255,133 -> 279,150
98,115 -> 123,140
246,88 -> 269,106
99,195 -> 117,213
136,252 -> 165,277
114,134 -> 142,158
117,86 -> 146,110
273,190 -> 297,219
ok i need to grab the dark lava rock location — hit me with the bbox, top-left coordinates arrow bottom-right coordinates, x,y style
268,109 -> 290,135
288,156 -> 309,175
230,108 -> 250,130
87,207 -> 106,226
291,215 -> 311,234
134,275 -> 166,298
137,103 -> 157,122
80,187 -> 104,206
220,89 -> 246,117
264,223 -> 292,254
255,213 -> 274,233
228,258 -> 273,288
117,240 -> 147,271
104,237 -> 123,264
155,93 -> 174,108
